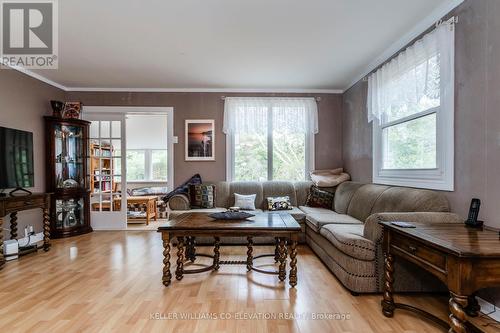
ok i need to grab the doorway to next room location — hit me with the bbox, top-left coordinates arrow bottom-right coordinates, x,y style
83,107 -> 174,231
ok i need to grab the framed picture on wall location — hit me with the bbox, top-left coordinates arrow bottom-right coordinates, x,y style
185,119 -> 215,161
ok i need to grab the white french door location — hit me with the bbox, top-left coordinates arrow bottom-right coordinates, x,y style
84,113 -> 127,230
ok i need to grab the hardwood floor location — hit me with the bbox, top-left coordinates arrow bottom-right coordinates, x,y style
0,231 -> 463,332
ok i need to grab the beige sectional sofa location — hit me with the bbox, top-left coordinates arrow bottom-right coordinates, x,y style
168,180 -> 462,293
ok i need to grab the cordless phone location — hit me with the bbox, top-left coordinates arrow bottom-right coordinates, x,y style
465,198 -> 483,227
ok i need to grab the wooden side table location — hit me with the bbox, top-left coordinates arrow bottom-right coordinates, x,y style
115,196 -> 158,225
380,221 -> 500,333
0,193 -> 52,270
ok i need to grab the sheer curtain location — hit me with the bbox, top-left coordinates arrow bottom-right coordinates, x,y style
367,20 -> 455,123
223,97 -> 319,135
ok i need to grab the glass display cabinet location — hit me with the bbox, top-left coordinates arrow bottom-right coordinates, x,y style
45,116 -> 92,238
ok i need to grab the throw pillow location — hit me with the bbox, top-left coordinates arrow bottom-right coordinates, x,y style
267,196 -> 293,211
234,193 -> 256,210
162,174 -> 202,202
188,184 -> 216,209
306,186 -> 334,209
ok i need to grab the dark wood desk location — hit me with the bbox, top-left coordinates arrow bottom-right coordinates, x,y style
380,221 -> 500,333
0,193 -> 52,269
158,212 -> 301,288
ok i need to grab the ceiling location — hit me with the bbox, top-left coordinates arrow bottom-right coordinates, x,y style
30,0 -> 460,91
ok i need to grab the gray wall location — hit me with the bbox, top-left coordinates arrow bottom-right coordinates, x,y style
0,70 -> 65,238
342,0 -> 500,306
343,0 -> 500,229
65,92 -> 343,187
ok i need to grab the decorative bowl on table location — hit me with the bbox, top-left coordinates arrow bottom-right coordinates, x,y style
208,211 -> 255,220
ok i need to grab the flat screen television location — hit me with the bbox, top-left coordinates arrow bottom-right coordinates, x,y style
0,126 -> 35,191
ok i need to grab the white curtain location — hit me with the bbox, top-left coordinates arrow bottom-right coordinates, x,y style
223,97 -> 319,135
367,20 -> 455,123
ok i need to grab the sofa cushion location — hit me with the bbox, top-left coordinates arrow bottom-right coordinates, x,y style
306,212 -> 362,232
319,224 -> 376,261
288,207 -> 306,221
334,182 -> 364,214
214,181 -> 230,208
347,184 -> 390,222
370,186 -> 450,214
306,228 -> 377,292
293,181 -> 313,206
262,181 -> 297,207
298,205 -> 333,215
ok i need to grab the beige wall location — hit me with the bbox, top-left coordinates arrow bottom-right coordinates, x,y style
0,70 -> 65,238
342,0 -> 500,306
65,92 -> 343,186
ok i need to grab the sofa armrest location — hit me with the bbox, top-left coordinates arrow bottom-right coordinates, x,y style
168,194 -> 190,210
363,212 -> 463,244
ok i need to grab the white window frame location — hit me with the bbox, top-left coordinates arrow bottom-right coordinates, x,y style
226,116 -> 315,182
127,149 -> 168,183
372,79 -> 455,188
373,103 -> 454,191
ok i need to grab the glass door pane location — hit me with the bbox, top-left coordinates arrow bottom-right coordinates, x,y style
54,124 -> 85,189
84,114 -> 126,230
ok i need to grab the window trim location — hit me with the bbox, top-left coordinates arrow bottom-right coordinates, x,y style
127,149 -> 168,182
226,121 -> 315,182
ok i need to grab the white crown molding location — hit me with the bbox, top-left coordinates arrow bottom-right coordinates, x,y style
65,87 -> 343,94
344,0 -> 464,92
3,58 -> 344,93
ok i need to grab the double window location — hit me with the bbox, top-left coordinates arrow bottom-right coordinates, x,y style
368,20 -> 455,190
224,98 -> 318,182
127,149 -> 168,182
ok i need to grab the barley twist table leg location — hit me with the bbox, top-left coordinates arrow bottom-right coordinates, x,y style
278,238 -> 287,281
274,237 -> 279,262
162,235 -> 172,286
0,217 -> 5,270
246,236 -> 253,271
289,240 -> 298,287
10,212 -> 17,240
449,293 -> 468,333
43,209 -> 51,251
213,237 -> 220,271
175,237 -> 185,281
381,252 -> 395,317
189,237 -> 197,262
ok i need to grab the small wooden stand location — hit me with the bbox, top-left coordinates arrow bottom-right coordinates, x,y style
0,193 -> 52,270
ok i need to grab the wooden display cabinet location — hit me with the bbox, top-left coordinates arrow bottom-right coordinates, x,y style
44,116 -> 92,238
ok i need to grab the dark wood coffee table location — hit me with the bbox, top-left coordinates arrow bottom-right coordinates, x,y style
157,212 -> 301,288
